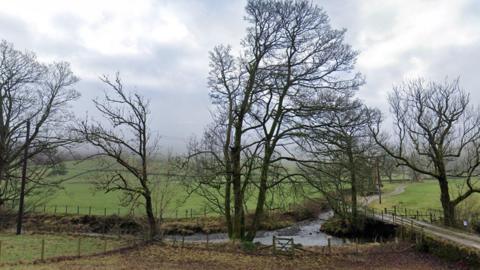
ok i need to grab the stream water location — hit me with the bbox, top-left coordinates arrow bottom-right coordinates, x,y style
167,211 -> 345,246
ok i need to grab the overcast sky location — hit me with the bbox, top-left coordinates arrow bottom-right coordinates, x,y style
1,0 -> 479,151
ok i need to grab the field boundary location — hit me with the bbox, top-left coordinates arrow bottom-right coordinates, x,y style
0,234 -> 146,267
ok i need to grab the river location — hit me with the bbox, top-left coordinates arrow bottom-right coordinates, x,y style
167,211 -> 345,246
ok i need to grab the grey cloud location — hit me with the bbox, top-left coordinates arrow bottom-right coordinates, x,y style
1,0 -> 480,152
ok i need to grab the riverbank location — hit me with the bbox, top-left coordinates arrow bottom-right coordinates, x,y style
0,199 -> 328,236
320,215 -> 397,240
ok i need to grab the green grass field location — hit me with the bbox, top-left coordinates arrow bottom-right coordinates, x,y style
29,159 -> 480,220
0,233 -> 126,263
24,159 -> 316,218
372,179 -> 480,216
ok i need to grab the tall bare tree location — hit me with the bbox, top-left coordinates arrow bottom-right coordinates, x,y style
0,40 -> 79,206
75,74 -> 159,240
188,0 -> 363,241
370,78 -> 480,226
297,97 -> 380,228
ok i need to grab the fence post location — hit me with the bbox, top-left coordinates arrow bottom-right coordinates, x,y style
185,210 -> 188,219
421,226 -> 425,244
272,235 -> 276,255
104,208 -> 107,216
175,209 -> 178,219
190,208 -> 193,219
65,205 -> 68,214
89,206 -> 92,216
54,205 -> 57,214
77,238 -> 81,256
43,205 -> 46,213
327,237 -> 332,254
77,205 -> 80,215
206,232 -> 209,249
40,239 -> 45,261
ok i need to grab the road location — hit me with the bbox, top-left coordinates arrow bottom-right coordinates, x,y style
372,210 -> 480,250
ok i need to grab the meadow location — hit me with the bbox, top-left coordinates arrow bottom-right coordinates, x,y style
25,158 -> 480,221
371,179 -> 480,217
26,159 -> 316,218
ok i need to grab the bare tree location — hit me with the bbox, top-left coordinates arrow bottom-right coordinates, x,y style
370,78 -> 480,226
0,40 -> 79,206
75,74 -> 159,240
298,97 -> 380,228
188,0 -> 363,241
379,154 -> 398,183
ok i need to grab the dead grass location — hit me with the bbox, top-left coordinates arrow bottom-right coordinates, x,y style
3,241 -> 461,270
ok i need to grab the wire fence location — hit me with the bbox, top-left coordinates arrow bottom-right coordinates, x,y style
2,201 -> 301,220
0,233 -> 136,265
363,206 -> 480,231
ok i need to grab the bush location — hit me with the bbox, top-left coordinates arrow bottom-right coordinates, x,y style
321,215 -> 397,239
240,241 -> 257,252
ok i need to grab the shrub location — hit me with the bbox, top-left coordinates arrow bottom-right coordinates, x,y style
240,241 -> 257,252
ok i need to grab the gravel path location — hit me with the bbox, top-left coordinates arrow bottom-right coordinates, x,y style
362,184 -> 407,205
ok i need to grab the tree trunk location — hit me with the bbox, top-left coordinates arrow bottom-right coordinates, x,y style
347,148 -> 358,227
230,145 -> 244,240
438,177 -> 455,226
387,172 -> 393,183
144,193 -> 158,240
246,167 -> 268,241
224,177 -> 233,238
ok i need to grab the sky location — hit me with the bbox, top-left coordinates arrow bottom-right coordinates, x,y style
1,0 -> 479,151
